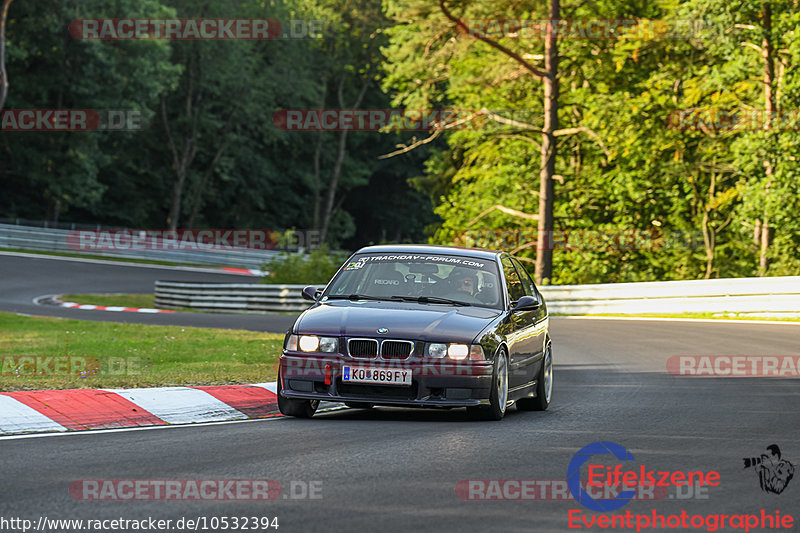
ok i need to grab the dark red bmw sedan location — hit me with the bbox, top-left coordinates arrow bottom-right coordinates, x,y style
278,245 -> 552,420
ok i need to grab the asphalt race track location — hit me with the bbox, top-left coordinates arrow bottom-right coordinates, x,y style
0,253 -> 295,332
1,252 -> 799,532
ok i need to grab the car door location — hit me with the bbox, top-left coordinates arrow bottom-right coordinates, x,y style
510,256 -> 547,384
500,255 -> 537,389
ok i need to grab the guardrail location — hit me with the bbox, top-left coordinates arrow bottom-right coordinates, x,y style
541,276 -> 800,317
155,281 -> 311,313
153,276 -> 800,317
0,223 -> 280,269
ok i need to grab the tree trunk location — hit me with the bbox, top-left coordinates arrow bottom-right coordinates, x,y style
534,0 -> 559,285
312,77 -> 328,231
0,0 -> 12,111
319,78 -> 368,243
701,173 -> 716,279
162,84 -> 197,230
167,166 -> 188,230
758,2 -> 774,275
312,131 -> 323,230
185,138 -> 228,228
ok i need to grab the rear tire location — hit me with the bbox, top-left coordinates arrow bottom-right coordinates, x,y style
277,372 -> 319,418
517,342 -> 552,411
467,349 -> 508,421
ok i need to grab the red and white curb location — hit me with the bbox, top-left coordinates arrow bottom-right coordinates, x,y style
0,382 -> 281,435
221,267 -> 267,276
33,294 -> 176,314
58,302 -> 175,314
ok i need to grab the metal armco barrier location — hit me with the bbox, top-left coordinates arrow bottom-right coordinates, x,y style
0,223 -> 280,269
154,276 -> 800,317
540,276 -> 800,317
155,281 -> 311,313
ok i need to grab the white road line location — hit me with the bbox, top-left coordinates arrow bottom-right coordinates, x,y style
102,387 -> 248,424
0,416 -> 285,441
0,395 -> 68,434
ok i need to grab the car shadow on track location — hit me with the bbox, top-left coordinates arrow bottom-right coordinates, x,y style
312,404 -> 540,423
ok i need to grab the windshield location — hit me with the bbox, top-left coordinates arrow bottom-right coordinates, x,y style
323,253 -> 503,309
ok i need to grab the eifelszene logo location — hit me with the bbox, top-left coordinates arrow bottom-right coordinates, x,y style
743,445 -> 795,495
567,441 -> 637,512
567,441 -> 721,512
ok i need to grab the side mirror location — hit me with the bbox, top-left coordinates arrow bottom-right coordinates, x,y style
512,295 -> 540,312
302,285 -> 324,302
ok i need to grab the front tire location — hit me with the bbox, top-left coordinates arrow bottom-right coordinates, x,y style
467,348 -> 508,421
277,372 -> 319,418
517,342 -> 552,411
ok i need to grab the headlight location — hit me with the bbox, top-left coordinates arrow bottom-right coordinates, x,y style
298,335 -> 338,353
298,335 -> 319,352
427,343 -> 448,358
425,343 -> 484,360
447,344 -> 469,360
319,336 -> 338,353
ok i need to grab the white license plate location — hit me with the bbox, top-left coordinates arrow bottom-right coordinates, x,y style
342,366 -> 412,386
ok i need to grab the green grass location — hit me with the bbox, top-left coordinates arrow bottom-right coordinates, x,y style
560,312 -> 800,322
0,312 -> 284,391
62,293 -> 156,309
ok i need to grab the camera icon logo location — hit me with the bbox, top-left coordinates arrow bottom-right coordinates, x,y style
743,444 -> 795,495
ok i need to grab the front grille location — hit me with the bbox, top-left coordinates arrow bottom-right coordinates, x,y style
381,340 -> 414,359
348,339 -> 379,357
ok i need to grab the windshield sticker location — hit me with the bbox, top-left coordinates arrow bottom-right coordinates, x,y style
343,258 -> 368,271
354,255 -> 486,269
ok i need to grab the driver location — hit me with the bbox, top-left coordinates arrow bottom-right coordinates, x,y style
448,269 -> 478,297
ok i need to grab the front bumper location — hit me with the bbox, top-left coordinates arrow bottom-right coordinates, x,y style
279,353 -> 493,408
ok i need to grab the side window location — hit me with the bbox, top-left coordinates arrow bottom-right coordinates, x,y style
501,256 -> 525,302
511,257 -> 538,298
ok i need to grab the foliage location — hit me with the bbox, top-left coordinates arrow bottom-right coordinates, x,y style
382,0 -> 800,283
0,0 -> 431,249
3,0 -> 799,283
262,246 -> 350,284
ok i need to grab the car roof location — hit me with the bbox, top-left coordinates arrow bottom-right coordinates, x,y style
354,244 -> 503,261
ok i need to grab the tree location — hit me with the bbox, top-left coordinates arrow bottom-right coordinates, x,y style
0,0 -> 13,111
0,0 -> 178,222
383,0 -> 622,282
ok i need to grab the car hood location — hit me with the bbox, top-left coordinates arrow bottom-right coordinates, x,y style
295,300 -> 503,343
